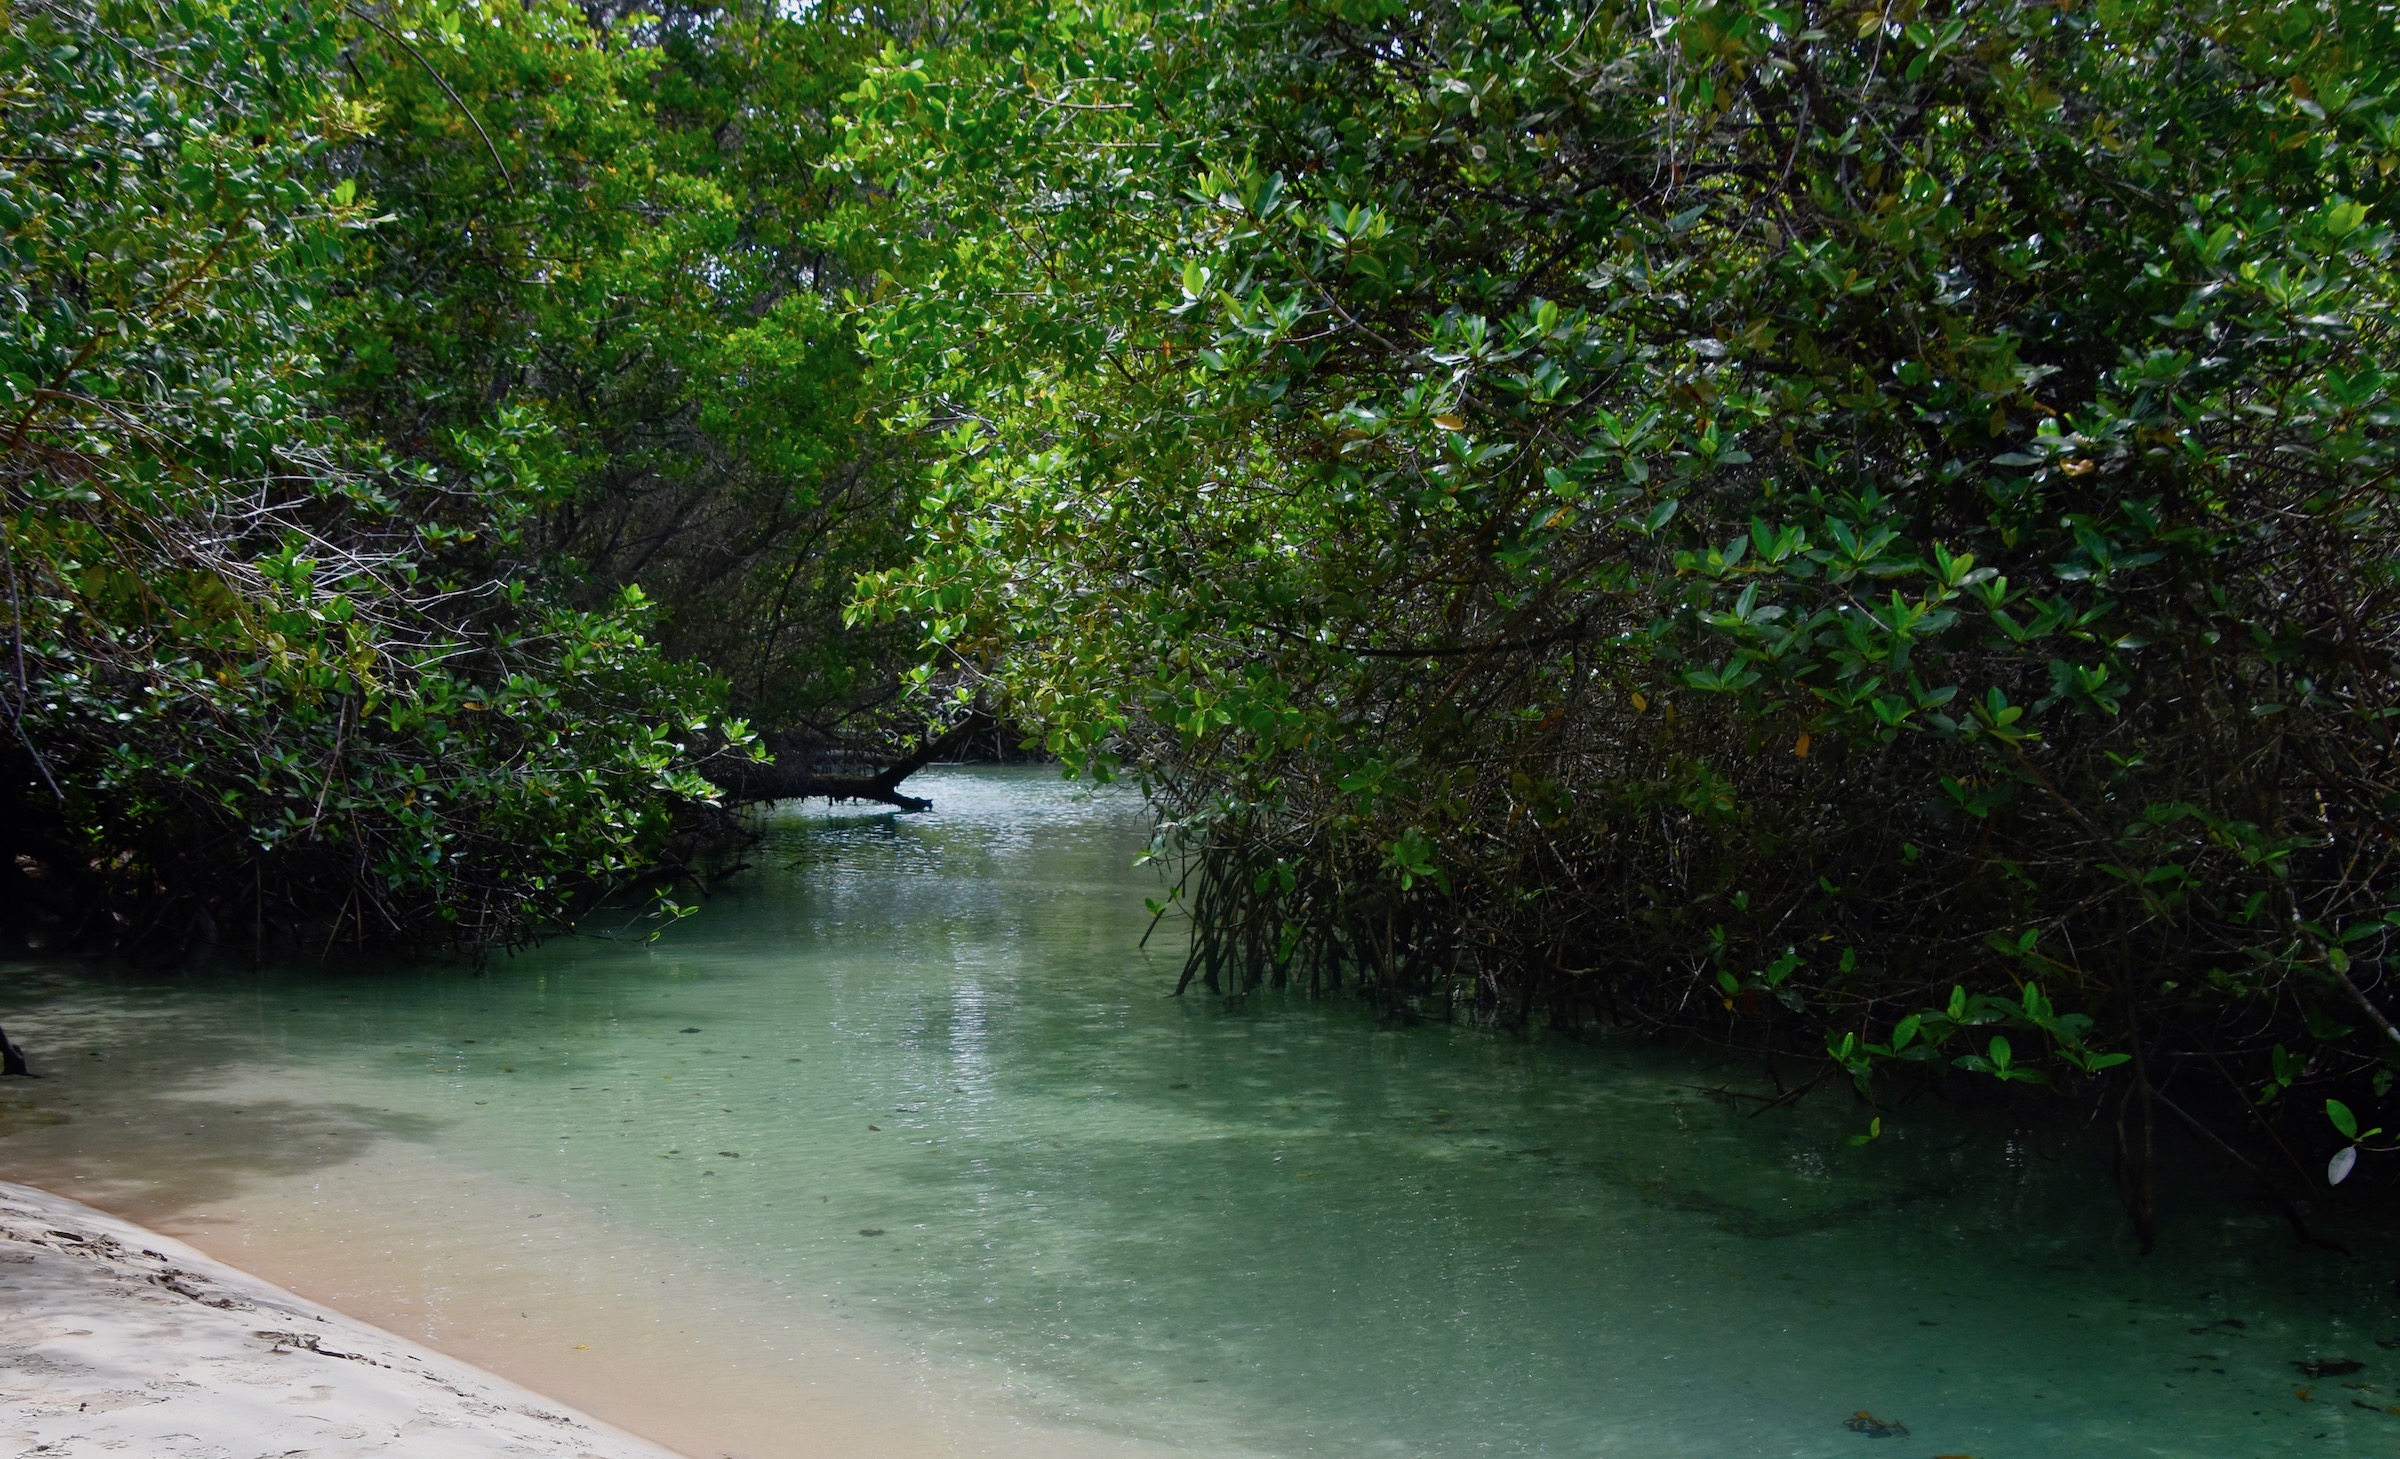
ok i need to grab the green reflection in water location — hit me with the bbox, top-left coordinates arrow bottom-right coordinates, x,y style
5,766 -> 2395,1457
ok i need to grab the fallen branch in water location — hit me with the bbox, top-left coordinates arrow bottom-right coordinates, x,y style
708,709 -> 996,813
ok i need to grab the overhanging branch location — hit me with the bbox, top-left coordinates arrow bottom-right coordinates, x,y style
708,709 -> 995,813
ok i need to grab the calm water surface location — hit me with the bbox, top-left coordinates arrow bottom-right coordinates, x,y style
4,767 -> 2396,1456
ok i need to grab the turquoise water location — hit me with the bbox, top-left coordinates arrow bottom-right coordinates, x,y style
5,766 -> 2397,1455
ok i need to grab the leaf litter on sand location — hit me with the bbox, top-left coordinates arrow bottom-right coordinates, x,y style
1842,1411 -> 1909,1439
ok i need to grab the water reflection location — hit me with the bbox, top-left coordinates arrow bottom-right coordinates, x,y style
1,767 -> 2393,1458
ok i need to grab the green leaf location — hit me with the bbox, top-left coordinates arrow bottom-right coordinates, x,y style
2327,1099 -> 2359,1141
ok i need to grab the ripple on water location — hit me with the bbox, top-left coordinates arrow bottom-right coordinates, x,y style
1,766 -> 2394,1459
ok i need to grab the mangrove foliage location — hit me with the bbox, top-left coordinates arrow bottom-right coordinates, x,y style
0,0 -> 924,955
838,0 -> 2400,1230
8,0 -> 2400,1228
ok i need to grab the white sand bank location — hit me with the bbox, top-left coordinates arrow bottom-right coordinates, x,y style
0,1100 -> 1208,1459
0,1180 -> 687,1459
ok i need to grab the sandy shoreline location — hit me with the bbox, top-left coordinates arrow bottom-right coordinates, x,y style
0,1063 -> 1213,1459
0,1178 -> 687,1457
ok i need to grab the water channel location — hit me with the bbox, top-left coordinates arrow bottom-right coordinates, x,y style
1,767 -> 2394,1456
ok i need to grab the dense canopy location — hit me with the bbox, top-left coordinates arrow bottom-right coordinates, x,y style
2,0 -> 914,954
838,0 -> 2400,1227
6,0 -> 2399,1224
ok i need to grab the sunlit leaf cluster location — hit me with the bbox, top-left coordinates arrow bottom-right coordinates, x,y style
842,0 -> 2400,1200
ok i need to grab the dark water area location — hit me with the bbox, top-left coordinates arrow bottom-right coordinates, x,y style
3,767 -> 2397,1457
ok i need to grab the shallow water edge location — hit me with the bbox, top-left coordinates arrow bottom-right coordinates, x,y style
2,767 -> 2396,1458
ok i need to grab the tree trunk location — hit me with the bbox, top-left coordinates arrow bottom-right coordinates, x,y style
706,709 -> 996,813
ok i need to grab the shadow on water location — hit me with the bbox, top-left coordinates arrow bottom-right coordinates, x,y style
0,959 -> 464,1214
3,767 -> 2398,1459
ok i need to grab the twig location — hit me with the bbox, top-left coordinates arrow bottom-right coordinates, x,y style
0,530 -> 64,806
2151,1088 -> 2347,1254
345,5 -> 517,196
2329,963 -> 2400,1051
1745,1065 -> 1835,1117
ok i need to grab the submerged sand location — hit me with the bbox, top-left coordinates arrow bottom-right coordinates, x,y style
0,1178 -> 684,1458
0,1077 -> 1208,1459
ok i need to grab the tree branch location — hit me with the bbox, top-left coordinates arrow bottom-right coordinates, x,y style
708,709 -> 996,813
346,5 -> 518,197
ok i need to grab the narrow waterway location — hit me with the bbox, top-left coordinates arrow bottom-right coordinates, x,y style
2,767 -> 2394,1457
